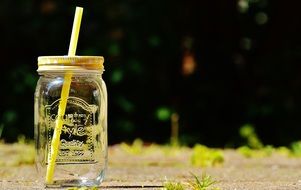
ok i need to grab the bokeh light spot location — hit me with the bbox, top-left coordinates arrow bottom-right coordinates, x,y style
108,43 -> 120,56
3,110 -> 17,124
237,0 -> 249,13
182,53 -> 197,76
128,59 -> 143,74
255,12 -> 268,25
117,96 -> 135,113
111,69 -> 123,84
148,36 -> 160,47
183,36 -> 194,49
156,107 -> 171,121
240,37 -> 252,50
25,73 -> 37,88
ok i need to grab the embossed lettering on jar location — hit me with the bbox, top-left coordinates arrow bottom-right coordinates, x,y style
34,56 -> 107,187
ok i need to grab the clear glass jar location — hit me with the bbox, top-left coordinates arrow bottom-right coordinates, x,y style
34,56 -> 107,187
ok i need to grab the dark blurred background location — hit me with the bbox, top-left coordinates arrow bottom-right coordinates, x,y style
1,0 -> 301,147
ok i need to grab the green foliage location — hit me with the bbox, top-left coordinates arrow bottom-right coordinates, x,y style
237,146 -> 254,158
0,0 -> 300,147
290,141 -> 301,156
271,142 -> 301,157
237,145 -> 274,158
164,181 -> 185,190
239,124 -> 263,149
120,139 -> 189,157
191,145 -> 224,167
120,138 -> 144,155
237,125 -> 301,158
188,173 -> 220,190
237,144 -> 296,158
17,135 -> 33,144
275,146 -> 291,156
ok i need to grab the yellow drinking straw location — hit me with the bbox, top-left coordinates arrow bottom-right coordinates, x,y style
46,7 -> 83,184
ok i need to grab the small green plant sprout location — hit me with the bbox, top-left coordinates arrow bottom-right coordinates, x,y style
164,181 -> 185,190
239,124 -> 263,149
188,172 -> 220,190
191,145 -> 224,167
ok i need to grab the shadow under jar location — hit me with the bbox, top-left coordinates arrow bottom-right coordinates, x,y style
34,56 -> 107,187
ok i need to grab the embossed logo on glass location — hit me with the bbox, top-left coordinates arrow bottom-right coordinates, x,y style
45,96 -> 98,164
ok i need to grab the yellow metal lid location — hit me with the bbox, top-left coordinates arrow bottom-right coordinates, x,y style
37,56 -> 104,72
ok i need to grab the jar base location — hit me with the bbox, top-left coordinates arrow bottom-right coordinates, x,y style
45,171 -> 105,188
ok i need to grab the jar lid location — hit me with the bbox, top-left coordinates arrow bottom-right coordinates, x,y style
37,56 -> 104,72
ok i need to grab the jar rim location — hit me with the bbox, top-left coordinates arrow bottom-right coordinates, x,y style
37,56 -> 104,72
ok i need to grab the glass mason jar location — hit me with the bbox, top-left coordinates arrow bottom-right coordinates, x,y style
34,56 -> 107,187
